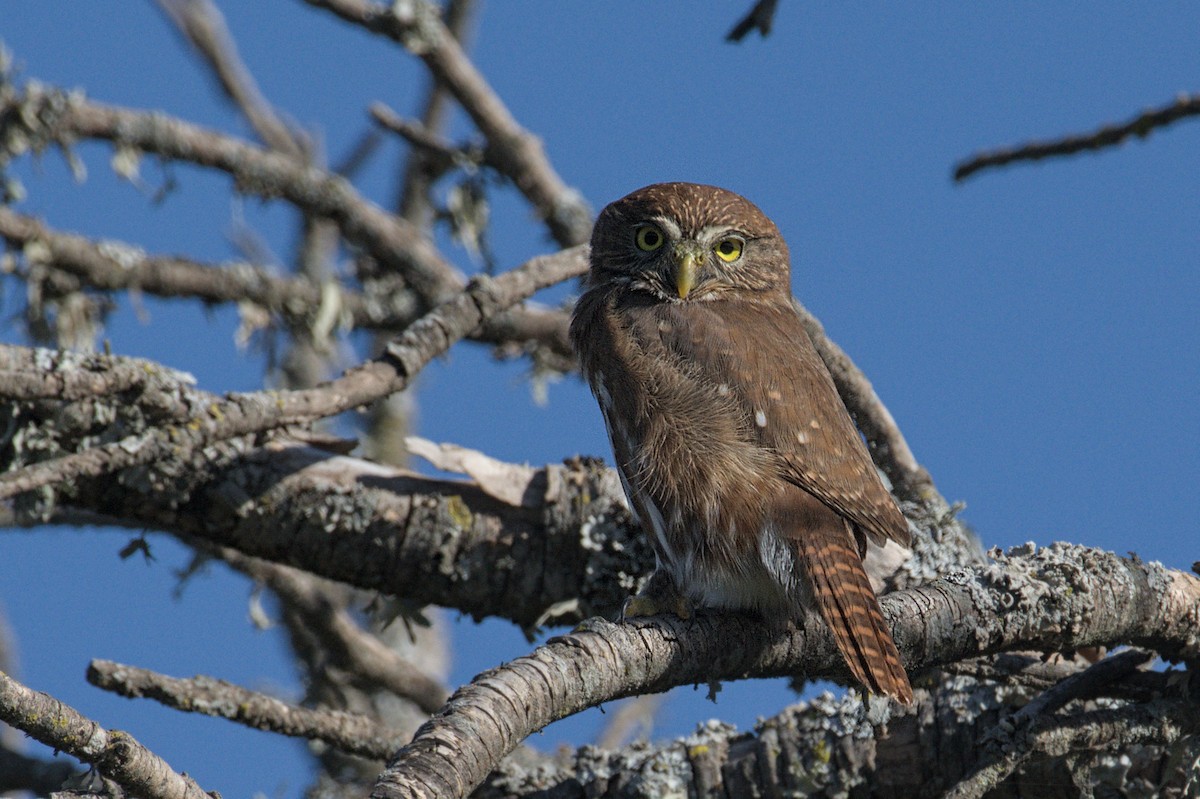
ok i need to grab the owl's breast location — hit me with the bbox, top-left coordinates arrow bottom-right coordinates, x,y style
577,294 -> 777,573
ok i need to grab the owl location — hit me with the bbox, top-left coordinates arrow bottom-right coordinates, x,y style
571,183 -> 912,703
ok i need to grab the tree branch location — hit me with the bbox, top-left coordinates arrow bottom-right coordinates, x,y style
302,0 -> 593,248
944,648 -> 1155,799
0,669 -> 214,799
87,659 -> 406,761
0,206 -> 583,357
0,245 -> 584,501
0,80 -> 462,304
368,544 -> 1200,798
954,92 -> 1200,182
370,102 -> 477,175
154,0 -> 307,157
220,550 -> 450,713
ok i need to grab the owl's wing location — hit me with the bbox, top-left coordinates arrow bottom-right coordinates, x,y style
657,298 -> 910,549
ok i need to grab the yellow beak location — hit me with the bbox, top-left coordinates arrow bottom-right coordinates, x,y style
674,248 -> 700,299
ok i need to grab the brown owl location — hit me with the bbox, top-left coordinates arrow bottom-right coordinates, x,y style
570,183 -> 913,703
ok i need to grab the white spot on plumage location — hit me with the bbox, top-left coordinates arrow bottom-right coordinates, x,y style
717,383 -> 730,397
809,419 -> 821,430
754,409 -> 767,428
795,431 -> 809,445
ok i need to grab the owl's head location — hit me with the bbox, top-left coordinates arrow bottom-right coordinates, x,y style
588,182 -> 791,302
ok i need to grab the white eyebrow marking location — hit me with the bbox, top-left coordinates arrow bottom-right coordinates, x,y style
698,224 -> 738,241
646,216 -> 682,238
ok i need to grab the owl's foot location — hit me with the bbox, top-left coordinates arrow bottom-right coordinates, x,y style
622,571 -> 693,620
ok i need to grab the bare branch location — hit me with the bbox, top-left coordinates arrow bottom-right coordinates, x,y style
370,544 -> 1200,798
393,0 -> 477,225
0,207 -> 583,357
302,0 -> 593,248
370,103 -> 475,175
727,0 -> 780,42
0,82 -> 462,304
221,550 -> 450,713
87,659 -> 406,761
955,92 -> 1200,182
0,245 -> 585,501
155,0 -> 306,157
0,669 -> 213,799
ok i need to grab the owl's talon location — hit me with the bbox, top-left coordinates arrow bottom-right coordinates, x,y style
622,595 -> 662,619
622,571 -> 693,621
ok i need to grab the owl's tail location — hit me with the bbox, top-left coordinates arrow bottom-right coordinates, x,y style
795,527 -> 914,704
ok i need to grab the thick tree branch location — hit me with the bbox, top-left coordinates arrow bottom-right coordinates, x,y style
955,91 -> 1200,181
474,668 -> 1199,798
1,356 -> 644,628
87,659 -> 406,761
302,0 -> 593,248
944,648 -> 1154,799
0,245 -> 584,501
369,544 -> 1200,798
0,669 -> 213,799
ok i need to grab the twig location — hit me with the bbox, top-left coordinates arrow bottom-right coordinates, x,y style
303,0 -> 593,247
0,83 -> 462,305
955,92 -> 1200,182
370,103 -> 476,174
86,659 -> 405,761
0,245 -> 585,501
368,545 -> 1200,799
221,550 -> 450,713
593,694 -> 662,751
0,669 -> 213,799
155,0 -> 306,157
944,648 -> 1154,799
393,0 -> 476,224
727,0 -> 780,42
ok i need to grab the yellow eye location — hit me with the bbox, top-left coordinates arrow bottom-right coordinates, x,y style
714,238 -> 743,262
635,225 -> 664,252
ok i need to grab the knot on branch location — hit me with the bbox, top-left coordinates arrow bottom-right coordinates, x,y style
389,0 -> 443,56
0,78 -> 84,170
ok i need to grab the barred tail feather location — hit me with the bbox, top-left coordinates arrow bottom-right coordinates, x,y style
797,529 -> 913,704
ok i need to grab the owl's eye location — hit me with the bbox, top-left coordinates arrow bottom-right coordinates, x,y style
635,225 -> 664,252
714,237 -> 743,263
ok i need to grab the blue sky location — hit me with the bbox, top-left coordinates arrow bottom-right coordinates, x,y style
2,4 -> 1198,796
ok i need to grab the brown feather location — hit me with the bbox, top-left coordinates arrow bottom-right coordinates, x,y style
777,489 -> 914,703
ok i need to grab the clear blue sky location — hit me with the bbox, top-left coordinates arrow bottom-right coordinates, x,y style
3,4 -> 1198,796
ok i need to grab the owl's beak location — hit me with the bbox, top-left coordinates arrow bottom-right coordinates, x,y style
672,242 -> 703,299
